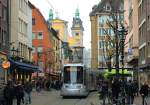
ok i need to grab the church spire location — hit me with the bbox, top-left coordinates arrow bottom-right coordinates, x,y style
49,9 -> 53,20
75,8 -> 80,18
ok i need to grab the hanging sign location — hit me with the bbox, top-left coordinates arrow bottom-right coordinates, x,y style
2,61 -> 10,69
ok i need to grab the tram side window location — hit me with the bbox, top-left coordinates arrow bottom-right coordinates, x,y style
77,67 -> 83,83
64,67 -> 70,83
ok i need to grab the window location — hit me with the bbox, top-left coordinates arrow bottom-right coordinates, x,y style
19,0 -> 27,14
148,42 -> 150,57
32,47 -> 36,53
106,5 -> 111,11
23,22 -> 27,35
99,41 -> 103,49
98,56 -> 104,62
19,0 -> 22,9
32,18 -> 35,25
19,20 -> 21,33
1,30 -> 6,46
75,33 -> 79,36
2,6 -> 7,21
139,46 -> 146,64
0,3 -> 2,17
64,66 -> 83,83
56,30 -> 59,34
37,47 -> 43,52
32,33 -> 36,39
0,28 -> 1,46
19,19 -> 27,35
38,61 -> 44,69
37,32 -> 43,39
2,31 -> 6,46
129,35 -> 133,48
98,28 -> 102,36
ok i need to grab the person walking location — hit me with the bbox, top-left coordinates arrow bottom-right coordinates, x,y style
24,81 -> 32,105
3,81 -> 14,105
101,80 -> 108,105
36,80 -> 41,92
140,81 -> 149,105
125,80 -> 135,105
14,81 -> 24,105
111,78 -> 121,104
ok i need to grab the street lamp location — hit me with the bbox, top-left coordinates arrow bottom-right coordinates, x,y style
118,26 -> 128,78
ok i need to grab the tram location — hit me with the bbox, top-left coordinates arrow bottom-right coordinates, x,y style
60,63 -> 89,97
60,63 -> 103,97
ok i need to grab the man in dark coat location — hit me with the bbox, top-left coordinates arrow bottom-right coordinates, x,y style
126,80 -> 135,105
101,81 -> 108,105
14,81 -> 24,105
3,81 -> 14,105
111,78 -> 121,104
140,81 -> 149,105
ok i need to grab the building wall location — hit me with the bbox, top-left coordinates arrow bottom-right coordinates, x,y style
50,19 -> 68,65
32,7 -> 53,73
0,0 -> 9,52
125,0 -> 139,66
90,16 -> 98,69
10,0 -> 32,61
0,0 -> 8,96
51,19 -> 68,42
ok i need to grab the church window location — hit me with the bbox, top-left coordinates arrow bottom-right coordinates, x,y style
75,33 -> 79,36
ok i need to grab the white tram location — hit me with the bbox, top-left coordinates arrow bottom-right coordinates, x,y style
60,63 -> 88,97
60,63 -> 103,97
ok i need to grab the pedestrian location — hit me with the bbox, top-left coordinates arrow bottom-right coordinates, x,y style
24,81 -> 32,104
36,80 -> 41,92
111,78 -> 121,104
14,81 -> 24,105
125,80 -> 135,105
3,81 -> 14,105
140,81 -> 149,105
133,80 -> 139,96
101,80 -> 108,105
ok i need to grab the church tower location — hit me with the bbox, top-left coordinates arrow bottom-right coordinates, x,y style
71,8 -> 84,47
70,8 -> 84,63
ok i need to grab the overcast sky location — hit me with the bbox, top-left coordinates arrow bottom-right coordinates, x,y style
29,0 -> 100,49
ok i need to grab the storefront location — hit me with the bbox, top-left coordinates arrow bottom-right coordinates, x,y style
0,52 -> 8,83
9,57 -> 39,84
0,51 -> 8,100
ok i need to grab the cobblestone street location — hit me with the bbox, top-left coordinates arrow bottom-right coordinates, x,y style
12,89 -> 150,105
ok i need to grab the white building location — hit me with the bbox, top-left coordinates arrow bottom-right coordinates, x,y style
9,0 -> 32,60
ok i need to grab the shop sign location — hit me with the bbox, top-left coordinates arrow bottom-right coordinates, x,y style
2,61 -> 10,69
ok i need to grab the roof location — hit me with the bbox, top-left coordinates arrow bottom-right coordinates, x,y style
90,0 -> 123,16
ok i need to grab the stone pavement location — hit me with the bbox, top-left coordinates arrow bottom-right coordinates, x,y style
134,96 -> 150,105
12,90 -> 150,105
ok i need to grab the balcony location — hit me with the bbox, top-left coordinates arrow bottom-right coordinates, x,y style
126,54 -> 138,64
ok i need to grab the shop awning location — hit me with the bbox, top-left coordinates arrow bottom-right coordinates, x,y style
104,69 -> 133,77
9,58 -> 39,72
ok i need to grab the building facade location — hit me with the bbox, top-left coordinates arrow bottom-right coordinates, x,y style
48,10 -> 69,65
32,5 -> 54,75
9,0 -> 38,82
90,0 -> 124,69
0,0 -> 9,100
124,0 -> 139,75
138,0 -> 150,84
50,27 -> 61,77
68,8 -> 84,63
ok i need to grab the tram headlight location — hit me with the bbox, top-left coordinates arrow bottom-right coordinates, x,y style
65,85 -> 69,88
81,85 -> 86,89
77,85 -> 81,88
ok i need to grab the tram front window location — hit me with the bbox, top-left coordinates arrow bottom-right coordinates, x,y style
64,66 -> 83,84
